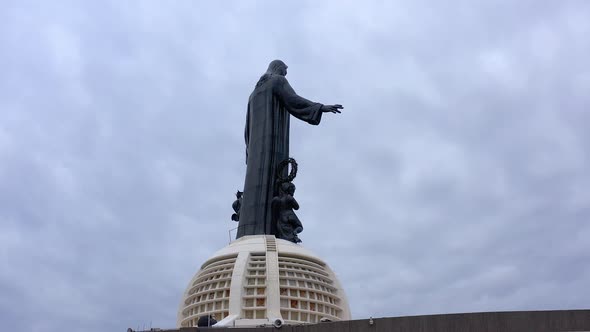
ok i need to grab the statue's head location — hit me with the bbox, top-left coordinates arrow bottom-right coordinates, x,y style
281,182 -> 296,195
236,190 -> 243,198
256,60 -> 288,88
267,59 -> 288,76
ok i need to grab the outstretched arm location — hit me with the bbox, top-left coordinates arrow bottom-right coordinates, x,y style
275,76 -> 324,125
321,104 -> 343,113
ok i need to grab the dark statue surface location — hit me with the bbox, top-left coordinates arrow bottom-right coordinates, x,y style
235,60 -> 342,240
231,191 -> 243,222
272,182 -> 303,243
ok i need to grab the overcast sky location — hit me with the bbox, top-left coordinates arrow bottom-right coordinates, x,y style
1,1 -> 589,331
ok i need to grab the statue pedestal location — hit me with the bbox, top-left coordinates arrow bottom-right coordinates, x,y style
177,235 -> 351,328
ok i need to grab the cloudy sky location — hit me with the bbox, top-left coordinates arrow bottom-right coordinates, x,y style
1,1 -> 589,331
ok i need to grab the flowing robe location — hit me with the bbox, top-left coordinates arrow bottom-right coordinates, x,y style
237,74 -> 323,238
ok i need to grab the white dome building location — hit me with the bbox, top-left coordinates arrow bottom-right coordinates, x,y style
177,235 -> 351,328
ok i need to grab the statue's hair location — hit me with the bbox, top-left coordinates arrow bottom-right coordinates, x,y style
256,60 -> 287,88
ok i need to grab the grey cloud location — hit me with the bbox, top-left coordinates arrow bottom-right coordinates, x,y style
1,1 -> 589,331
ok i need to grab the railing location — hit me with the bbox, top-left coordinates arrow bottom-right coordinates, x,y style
227,224 -> 272,244
228,226 -> 239,244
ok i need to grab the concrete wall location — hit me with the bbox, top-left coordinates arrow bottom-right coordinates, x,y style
168,309 -> 590,332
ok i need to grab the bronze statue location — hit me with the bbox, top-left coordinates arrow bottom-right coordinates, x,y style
236,60 -> 342,239
231,191 -> 243,222
272,182 -> 303,243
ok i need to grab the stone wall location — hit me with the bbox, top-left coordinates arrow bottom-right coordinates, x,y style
162,309 -> 590,332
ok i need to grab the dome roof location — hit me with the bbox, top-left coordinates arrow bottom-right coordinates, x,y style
177,235 -> 351,328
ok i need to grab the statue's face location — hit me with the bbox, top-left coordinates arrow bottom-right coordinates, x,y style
268,60 -> 288,76
279,65 -> 288,76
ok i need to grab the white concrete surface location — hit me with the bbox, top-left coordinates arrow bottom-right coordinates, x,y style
177,235 -> 351,328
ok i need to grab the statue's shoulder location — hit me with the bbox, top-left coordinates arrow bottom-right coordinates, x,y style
264,74 -> 286,84
254,74 -> 285,92
253,75 -> 289,96
269,75 -> 290,92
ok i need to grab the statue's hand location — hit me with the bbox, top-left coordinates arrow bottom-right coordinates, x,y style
322,104 -> 343,114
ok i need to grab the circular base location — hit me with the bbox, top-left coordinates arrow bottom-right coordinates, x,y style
177,235 -> 351,328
